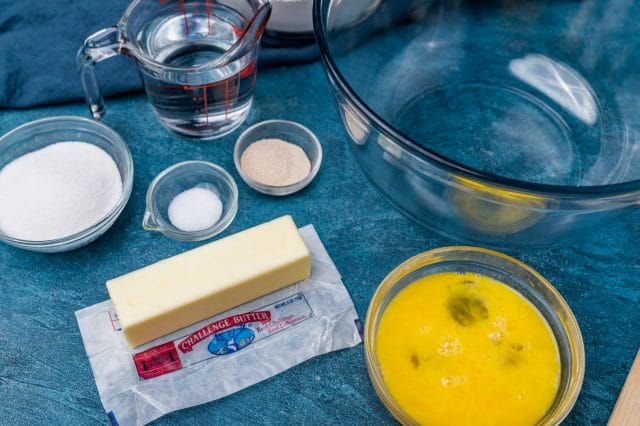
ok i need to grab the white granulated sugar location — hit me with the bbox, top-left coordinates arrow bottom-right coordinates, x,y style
168,186 -> 223,232
0,142 -> 123,241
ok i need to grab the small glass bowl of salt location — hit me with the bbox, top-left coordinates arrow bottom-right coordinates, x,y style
143,161 -> 238,242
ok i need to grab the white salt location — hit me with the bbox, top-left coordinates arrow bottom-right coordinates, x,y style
168,186 -> 223,232
0,141 -> 123,241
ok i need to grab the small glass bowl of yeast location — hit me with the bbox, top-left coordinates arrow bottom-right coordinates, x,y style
234,120 -> 322,196
364,246 -> 584,426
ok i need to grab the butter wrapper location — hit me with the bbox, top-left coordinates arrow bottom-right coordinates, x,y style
75,225 -> 362,426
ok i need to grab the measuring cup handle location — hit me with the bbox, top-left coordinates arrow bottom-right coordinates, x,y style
77,26 -> 123,120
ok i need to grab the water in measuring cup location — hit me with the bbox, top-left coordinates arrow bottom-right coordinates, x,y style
139,5 -> 258,138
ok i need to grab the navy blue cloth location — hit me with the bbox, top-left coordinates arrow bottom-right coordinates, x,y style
0,1 -> 319,108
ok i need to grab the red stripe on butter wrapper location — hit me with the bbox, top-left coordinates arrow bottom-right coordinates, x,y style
133,341 -> 182,380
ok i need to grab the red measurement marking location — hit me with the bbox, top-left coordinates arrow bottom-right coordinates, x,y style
190,82 -> 225,125
232,25 -> 244,38
158,0 -> 189,35
253,13 -> 268,41
239,59 -> 256,79
153,84 -> 191,90
206,0 -> 212,34
203,84 -> 209,125
190,84 -> 213,125
155,79 -> 243,126
179,0 -> 189,35
191,78 -> 240,122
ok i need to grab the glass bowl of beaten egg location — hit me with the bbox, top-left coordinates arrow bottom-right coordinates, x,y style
364,247 -> 584,426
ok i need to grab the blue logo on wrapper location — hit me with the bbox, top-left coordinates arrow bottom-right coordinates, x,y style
207,325 -> 256,355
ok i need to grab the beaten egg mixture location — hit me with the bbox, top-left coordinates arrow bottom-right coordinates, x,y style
375,272 -> 560,425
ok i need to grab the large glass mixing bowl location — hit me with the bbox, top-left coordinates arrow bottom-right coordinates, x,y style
314,0 -> 640,247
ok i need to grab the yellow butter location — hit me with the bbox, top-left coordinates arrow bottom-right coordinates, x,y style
107,215 -> 312,347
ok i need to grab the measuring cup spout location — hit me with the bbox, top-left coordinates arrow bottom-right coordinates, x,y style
241,2 -> 272,46
205,2 -> 272,69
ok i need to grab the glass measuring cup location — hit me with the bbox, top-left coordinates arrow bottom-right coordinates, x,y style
78,0 -> 271,139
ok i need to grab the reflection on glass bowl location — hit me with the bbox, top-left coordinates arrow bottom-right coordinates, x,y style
447,177 -> 549,236
315,0 -> 640,246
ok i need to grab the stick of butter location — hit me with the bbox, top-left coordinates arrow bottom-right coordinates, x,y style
107,215 -> 312,347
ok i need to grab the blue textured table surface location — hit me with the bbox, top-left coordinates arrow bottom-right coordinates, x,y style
1,62 -> 639,425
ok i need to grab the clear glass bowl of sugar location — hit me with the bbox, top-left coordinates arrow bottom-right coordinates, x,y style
143,161 -> 238,242
0,116 -> 134,253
